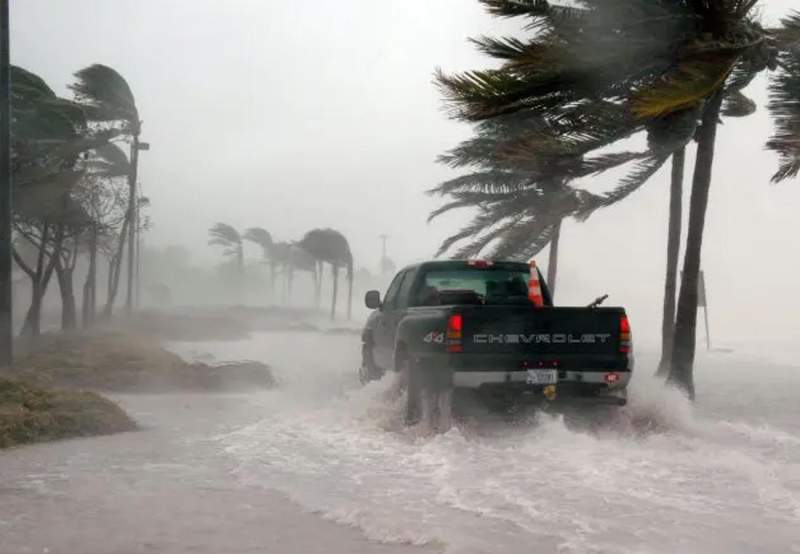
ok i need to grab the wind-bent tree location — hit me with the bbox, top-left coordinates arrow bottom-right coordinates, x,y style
298,228 -> 354,320
656,148 -> 686,376
243,227 -> 275,295
265,241 -> 317,304
78,143 -> 130,326
429,108 -> 695,298
436,0 -> 800,398
208,223 -> 244,276
10,66 -> 113,335
70,64 -> 143,317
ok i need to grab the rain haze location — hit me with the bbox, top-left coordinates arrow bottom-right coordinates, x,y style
3,2 -> 800,554
12,0 -> 800,346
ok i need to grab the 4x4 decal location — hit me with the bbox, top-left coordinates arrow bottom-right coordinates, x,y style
422,331 -> 445,344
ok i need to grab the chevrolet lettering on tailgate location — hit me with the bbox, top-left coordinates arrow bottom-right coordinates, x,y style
473,333 -> 612,345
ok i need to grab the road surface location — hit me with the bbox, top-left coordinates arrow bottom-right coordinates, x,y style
2,331 -> 799,554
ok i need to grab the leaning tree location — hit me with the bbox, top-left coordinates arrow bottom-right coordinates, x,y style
208,223 -> 244,277
70,64 -> 143,317
298,228 -> 354,320
436,0 -> 800,398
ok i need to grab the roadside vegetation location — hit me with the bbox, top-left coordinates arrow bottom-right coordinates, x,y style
4,332 -> 275,393
0,377 -> 135,448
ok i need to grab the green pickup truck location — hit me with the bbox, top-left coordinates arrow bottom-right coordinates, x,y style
359,260 -> 632,424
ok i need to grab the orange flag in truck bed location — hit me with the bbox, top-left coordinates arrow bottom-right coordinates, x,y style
528,260 -> 544,307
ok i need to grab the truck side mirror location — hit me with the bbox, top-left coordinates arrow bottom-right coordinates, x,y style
365,290 -> 382,310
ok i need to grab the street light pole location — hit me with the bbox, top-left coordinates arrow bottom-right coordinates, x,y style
0,0 -> 12,366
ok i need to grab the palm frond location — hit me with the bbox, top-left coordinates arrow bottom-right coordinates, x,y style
770,11 -> 800,51
243,227 -> 273,250
579,154 -> 670,218
630,53 -> 737,119
477,0 -> 551,19
450,215 -> 527,259
487,217 -> 559,261
85,143 -> 130,178
208,223 -> 241,247
429,170 -> 534,196
70,64 -> 139,130
767,37 -> 800,182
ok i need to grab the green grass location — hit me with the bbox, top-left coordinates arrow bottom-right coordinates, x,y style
5,331 -> 275,393
0,377 -> 136,449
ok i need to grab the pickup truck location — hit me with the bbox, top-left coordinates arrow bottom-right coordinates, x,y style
359,260 -> 633,424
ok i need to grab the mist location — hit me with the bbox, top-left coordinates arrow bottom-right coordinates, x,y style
3,2 -> 800,554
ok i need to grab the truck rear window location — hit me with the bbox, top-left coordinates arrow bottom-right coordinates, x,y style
416,268 -> 531,306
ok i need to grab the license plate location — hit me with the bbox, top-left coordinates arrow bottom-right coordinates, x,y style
526,369 -> 558,385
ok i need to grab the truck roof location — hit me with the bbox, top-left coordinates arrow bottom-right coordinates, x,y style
399,260 -> 531,273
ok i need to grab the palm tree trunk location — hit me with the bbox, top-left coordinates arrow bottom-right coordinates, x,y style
346,263 -> 353,320
82,223 -> 98,329
125,135 -> 139,317
104,215 -> 130,318
668,93 -> 724,399
546,221 -> 561,298
330,264 -> 339,321
287,264 -> 294,305
656,148 -> 686,377
317,261 -> 324,309
269,261 -> 276,302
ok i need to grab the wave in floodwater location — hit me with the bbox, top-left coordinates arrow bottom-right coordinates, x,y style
182,333 -> 800,554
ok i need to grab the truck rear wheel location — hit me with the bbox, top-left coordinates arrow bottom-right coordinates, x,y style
401,357 -> 453,430
358,343 -> 383,385
401,357 -> 423,425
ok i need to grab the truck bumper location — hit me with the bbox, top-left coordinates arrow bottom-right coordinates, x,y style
453,371 -> 630,406
452,369 -> 631,388
411,354 -> 632,406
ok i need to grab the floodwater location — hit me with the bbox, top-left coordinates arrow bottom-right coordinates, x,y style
2,331 -> 800,554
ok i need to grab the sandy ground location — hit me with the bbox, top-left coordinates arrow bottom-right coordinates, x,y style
0,393 -> 431,554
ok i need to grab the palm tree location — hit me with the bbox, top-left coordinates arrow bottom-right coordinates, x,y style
243,227 -> 275,295
10,66 -> 116,335
208,223 -> 243,276
429,109 -> 696,293
656,148 -> 686,376
262,241 -> 317,304
70,64 -> 142,317
436,0 -> 800,397
80,143 -> 131,327
298,228 -> 354,320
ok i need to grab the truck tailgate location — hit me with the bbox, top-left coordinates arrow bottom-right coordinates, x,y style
456,305 -> 624,356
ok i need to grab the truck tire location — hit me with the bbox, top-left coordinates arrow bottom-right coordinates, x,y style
401,357 -> 453,430
401,357 -> 423,425
358,342 -> 383,385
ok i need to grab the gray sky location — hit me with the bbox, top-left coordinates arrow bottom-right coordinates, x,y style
12,1 -> 800,348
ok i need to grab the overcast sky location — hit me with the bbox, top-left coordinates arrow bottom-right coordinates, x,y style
12,1 -> 800,348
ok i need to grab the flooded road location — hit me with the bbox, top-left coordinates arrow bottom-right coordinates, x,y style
2,331 -> 800,553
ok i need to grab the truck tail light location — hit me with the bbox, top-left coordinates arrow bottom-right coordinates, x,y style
604,372 -> 621,385
619,314 -> 632,353
466,259 -> 494,268
446,313 -> 463,353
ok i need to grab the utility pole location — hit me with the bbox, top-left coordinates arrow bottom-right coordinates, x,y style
125,138 -> 148,316
379,234 -> 389,275
135,189 -> 142,309
0,0 -> 12,366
